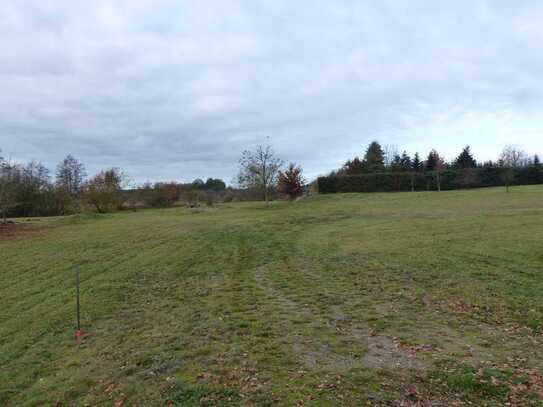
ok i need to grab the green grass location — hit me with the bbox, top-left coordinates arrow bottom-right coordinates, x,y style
1,186 -> 543,405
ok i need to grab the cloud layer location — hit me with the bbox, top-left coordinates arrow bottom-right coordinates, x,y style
1,0 -> 543,182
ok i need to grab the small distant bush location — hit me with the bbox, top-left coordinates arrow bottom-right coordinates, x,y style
184,189 -> 201,207
204,192 -> 215,206
146,183 -> 180,208
223,191 -> 234,202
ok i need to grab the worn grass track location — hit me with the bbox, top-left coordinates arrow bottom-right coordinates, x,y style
1,186 -> 543,405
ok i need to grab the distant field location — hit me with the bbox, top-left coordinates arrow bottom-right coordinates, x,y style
2,186 -> 543,405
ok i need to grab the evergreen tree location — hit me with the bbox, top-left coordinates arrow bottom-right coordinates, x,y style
411,152 -> 423,172
363,141 -> 385,172
533,154 -> 541,167
390,154 -> 402,172
205,178 -> 226,191
425,149 -> 446,191
192,179 -> 205,189
482,160 -> 495,168
343,157 -> 365,175
425,149 -> 445,171
400,151 -> 412,171
454,145 -> 477,168
425,151 -> 437,171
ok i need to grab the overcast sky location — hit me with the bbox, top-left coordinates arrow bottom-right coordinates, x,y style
1,1 -> 543,184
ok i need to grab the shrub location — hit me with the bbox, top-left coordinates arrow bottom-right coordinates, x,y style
204,192 -> 215,206
184,189 -> 202,207
223,191 -> 234,202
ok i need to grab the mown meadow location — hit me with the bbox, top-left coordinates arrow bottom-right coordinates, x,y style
1,186 -> 543,405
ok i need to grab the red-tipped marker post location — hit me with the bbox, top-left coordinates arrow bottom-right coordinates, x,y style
75,266 -> 84,344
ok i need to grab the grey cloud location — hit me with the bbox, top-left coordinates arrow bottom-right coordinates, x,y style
1,0 -> 543,183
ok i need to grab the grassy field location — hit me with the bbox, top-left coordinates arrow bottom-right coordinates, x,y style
2,186 -> 543,406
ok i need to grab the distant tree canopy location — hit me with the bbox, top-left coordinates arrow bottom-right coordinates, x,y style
138,182 -> 180,208
412,152 -> 423,172
425,149 -> 445,172
192,178 -> 205,189
400,151 -> 412,171
454,146 -> 477,169
343,157 -> 365,175
340,141 -> 386,175
326,141 -> 542,194
205,178 -> 226,192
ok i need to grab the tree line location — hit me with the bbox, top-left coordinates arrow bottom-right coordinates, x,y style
334,141 -> 539,176
2,141 -> 540,220
319,141 -> 542,193
0,152 -> 233,220
0,145 -> 306,220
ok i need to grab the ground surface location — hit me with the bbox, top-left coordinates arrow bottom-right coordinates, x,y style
2,186 -> 543,406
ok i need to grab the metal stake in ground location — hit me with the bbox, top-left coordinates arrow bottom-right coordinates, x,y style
75,266 -> 84,343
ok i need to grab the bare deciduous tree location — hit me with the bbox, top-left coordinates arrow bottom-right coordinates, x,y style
0,154 -> 17,223
426,150 -> 446,192
499,146 -> 527,192
383,144 -> 399,168
238,145 -> 283,206
56,154 -> 86,197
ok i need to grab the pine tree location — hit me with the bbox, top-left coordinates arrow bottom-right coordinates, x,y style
454,145 -> 477,168
363,141 -> 385,172
425,150 -> 446,191
343,157 -> 365,175
425,150 -> 437,171
412,152 -> 423,172
482,160 -> 495,168
533,154 -> 541,167
390,154 -> 402,172
400,151 -> 412,171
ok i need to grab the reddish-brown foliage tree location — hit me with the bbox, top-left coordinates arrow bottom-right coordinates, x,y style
158,183 -> 179,206
277,163 -> 305,200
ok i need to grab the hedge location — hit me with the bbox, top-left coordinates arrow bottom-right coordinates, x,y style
317,167 -> 543,194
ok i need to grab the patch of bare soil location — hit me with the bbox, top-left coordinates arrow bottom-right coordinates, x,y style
329,304 -> 422,371
254,265 -> 419,371
422,295 -> 541,344
0,221 -> 45,240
